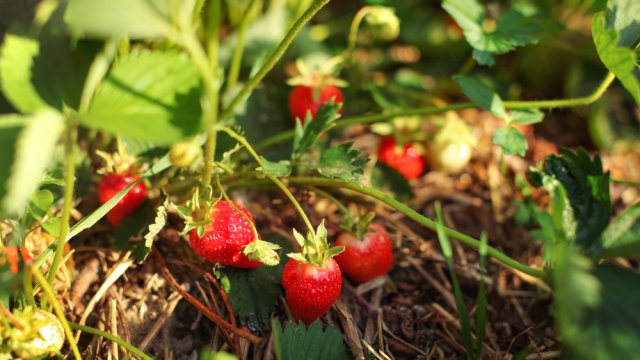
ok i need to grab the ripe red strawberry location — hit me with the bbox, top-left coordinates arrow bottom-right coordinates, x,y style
335,223 -> 392,284
288,85 -> 343,123
282,221 -> 344,324
189,200 -> 262,269
377,136 -> 427,179
98,173 -> 148,227
282,257 -> 342,324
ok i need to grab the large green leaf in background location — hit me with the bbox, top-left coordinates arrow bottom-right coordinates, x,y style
442,0 -> 542,65
64,0 -> 173,39
0,110 -> 64,216
592,1 -> 640,105
80,50 -> 203,145
0,32 -> 99,112
555,244 -> 640,360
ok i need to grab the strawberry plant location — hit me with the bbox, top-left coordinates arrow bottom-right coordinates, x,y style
0,0 -> 639,359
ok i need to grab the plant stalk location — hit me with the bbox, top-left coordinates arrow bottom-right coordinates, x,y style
219,0 -> 332,122
69,322 -> 153,360
33,268 -> 82,360
226,0 -> 256,89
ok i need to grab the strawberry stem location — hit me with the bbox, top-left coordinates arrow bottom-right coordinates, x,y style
215,125 -> 318,241
226,0 -> 257,90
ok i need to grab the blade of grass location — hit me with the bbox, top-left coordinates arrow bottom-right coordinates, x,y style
435,202 -> 474,360
475,232 -> 488,357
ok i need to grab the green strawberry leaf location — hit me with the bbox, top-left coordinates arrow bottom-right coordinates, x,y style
591,203 -> 640,259
0,28 -> 100,113
80,50 -> 203,145
1,110 -> 64,216
272,319 -> 351,360
604,0 -> 640,48
532,148 -> 611,249
222,234 -> 290,324
492,126 -> 528,156
592,12 -> 640,105
257,157 -> 292,177
316,143 -> 369,183
370,162 -> 415,202
454,75 -> 509,120
554,243 -> 640,359
510,109 -> 544,125
443,0 -> 542,66
292,101 -> 341,160
23,189 -> 55,228
64,0 -> 174,39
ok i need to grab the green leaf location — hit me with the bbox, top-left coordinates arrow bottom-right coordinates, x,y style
292,102 -> 341,159
434,203 -> 475,358
24,189 -> 55,227
592,12 -> 640,104
317,143 -> 369,183
542,147 -> 611,248
222,234 -> 288,323
64,0 -> 173,39
555,244 -> 640,360
0,35 -> 48,112
0,116 -> 25,211
81,50 -> 203,145
492,126 -> 528,156
591,203 -> 640,259
1,110 -> 64,216
272,319 -> 351,360
0,32 -> 99,112
443,0 -> 542,66
257,157 -> 292,177
605,0 -> 640,48
454,75 -> 509,119
510,109 -> 544,125
370,162 -> 414,202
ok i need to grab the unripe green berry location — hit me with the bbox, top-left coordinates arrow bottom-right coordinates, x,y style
365,6 -> 400,41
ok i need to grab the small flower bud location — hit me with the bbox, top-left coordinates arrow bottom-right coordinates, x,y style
365,6 -> 400,41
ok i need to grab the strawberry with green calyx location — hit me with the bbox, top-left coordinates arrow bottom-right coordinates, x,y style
287,58 -> 348,124
427,112 -> 476,174
282,220 -> 344,324
96,149 -> 148,227
177,189 -> 280,268
335,212 -> 393,284
3,306 -> 65,358
373,115 -> 428,179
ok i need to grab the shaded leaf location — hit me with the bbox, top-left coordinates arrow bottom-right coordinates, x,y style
370,162 -> 414,202
272,319 -> 351,360
543,147 -> 611,248
443,0 -> 542,66
454,75 -> 508,119
0,32 -> 99,112
493,126 -> 528,156
592,12 -> 640,104
222,234 -> 289,323
81,50 -> 203,145
0,116 -> 25,212
317,143 -> 369,183
24,189 -> 55,227
591,203 -> 640,259
555,244 -> 640,360
605,0 -> 640,48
